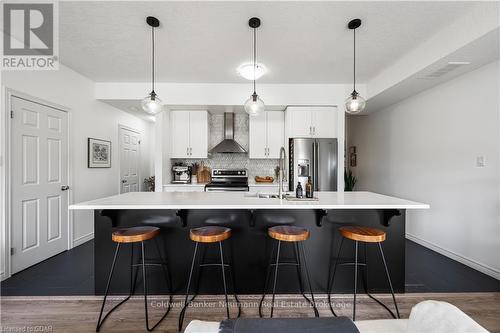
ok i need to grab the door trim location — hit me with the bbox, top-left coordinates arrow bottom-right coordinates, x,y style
1,88 -> 72,281
118,124 -> 142,193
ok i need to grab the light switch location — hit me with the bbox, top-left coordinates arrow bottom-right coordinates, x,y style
476,156 -> 486,167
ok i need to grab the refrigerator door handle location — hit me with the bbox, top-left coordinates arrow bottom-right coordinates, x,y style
311,141 -> 316,186
314,141 -> 319,191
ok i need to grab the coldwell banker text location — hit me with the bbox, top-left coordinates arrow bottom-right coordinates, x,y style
2,2 -> 59,70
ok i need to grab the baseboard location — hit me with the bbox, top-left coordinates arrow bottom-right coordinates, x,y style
406,233 -> 500,280
72,232 -> 94,247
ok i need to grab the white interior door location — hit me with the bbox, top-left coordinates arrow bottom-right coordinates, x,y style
119,127 -> 141,193
11,96 -> 69,274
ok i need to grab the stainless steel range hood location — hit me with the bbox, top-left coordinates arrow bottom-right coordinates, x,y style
209,113 -> 247,154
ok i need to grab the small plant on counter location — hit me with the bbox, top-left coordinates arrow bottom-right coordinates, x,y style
344,169 -> 357,191
144,176 -> 155,192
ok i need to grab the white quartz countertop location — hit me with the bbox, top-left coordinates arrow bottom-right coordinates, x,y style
69,191 -> 429,210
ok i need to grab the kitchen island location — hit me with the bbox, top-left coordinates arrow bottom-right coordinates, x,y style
70,191 -> 428,295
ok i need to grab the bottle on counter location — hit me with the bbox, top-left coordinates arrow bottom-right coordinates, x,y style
306,176 -> 313,198
296,182 -> 304,198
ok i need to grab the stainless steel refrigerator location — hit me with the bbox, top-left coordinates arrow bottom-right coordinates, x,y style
288,138 -> 338,191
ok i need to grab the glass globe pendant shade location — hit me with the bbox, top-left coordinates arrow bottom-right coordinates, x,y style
244,93 -> 265,116
345,91 -> 366,114
141,91 -> 163,115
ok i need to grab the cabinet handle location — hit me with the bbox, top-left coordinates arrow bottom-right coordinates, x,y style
189,147 -> 192,156
313,127 -> 316,135
309,126 -> 312,135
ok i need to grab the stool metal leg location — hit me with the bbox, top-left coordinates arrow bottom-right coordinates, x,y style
379,242 -> 400,319
299,242 -> 319,317
361,242 -> 397,319
227,246 -> 242,318
154,238 -> 173,297
293,243 -> 306,295
353,240 -> 359,321
178,242 -> 199,331
96,243 -> 124,332
259,241 -> 277,318
270,240 -> 281,318
138,240 -> 171,331
327,237 -> 344,317
219,241 -> 230,319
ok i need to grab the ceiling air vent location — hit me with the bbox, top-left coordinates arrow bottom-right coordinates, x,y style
417,62 -> 470,80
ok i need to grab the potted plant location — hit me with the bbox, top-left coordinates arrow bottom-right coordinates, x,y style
344,169 -> 357,191
144,176 -> 155,192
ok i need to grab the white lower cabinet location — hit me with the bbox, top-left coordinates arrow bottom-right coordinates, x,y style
249,111 -> 285,159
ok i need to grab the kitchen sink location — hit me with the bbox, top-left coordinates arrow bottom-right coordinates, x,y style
244,192 -> 287,199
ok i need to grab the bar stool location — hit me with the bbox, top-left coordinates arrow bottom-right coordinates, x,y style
178,226 -> 241,331
96,226 -> 172,332
327,225 -> 400,321
259,225 -> 319,318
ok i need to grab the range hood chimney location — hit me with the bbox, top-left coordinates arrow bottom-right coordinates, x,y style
209,113 -> 247,154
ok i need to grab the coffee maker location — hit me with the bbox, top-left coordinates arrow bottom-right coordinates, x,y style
172,166 -> 192,184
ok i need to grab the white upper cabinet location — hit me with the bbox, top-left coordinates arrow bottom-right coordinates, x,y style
312,107 -> 337,138
249,111 -> 285,159
170,110 -> 208,158
285,106 -> 338,138
188,111 -> 208,158
266,111 -> 285,158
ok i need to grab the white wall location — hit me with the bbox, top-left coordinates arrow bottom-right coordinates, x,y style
1,64 -> 154,279
347,61 -> 500,279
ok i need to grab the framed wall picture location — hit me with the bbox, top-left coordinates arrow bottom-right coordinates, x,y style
88,138 -> 111,168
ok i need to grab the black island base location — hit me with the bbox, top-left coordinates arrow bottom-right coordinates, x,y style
94,208 -> 405,295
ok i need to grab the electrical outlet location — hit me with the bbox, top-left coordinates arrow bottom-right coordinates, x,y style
476,156 -> 486,167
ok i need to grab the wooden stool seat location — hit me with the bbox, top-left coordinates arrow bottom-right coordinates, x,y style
339,226 -> 386,243
190,226 -> 231,243
268,225 -> 310,242
112,226 -> 160,243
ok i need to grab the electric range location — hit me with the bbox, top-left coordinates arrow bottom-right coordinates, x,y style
204,168 -> 249,192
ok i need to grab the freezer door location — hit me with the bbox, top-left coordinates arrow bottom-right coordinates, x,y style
290,138 -> 314,191
315,138 -> 338,191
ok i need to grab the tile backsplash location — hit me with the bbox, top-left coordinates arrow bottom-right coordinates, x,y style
171,113 -> 280,179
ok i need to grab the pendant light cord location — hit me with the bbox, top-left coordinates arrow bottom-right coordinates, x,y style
253,26 -> 257,95
353,27 -> 356,92
152,25 -> 155,93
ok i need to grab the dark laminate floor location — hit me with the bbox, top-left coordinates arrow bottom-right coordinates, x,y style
1,239 -> 498,296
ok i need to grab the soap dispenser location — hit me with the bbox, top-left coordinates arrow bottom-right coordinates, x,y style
296,182 -> 304,198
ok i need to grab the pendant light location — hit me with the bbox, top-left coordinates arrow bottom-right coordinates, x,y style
141,16 -> 163,115
244,17 -> 265,116
345,18 -> 366,114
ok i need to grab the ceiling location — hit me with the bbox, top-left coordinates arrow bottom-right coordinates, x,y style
59,1 -> 481,84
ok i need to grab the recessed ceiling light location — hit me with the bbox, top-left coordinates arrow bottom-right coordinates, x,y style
237,62 -> 267,80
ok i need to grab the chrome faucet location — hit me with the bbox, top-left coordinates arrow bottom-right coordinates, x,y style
278,146 -> 286,199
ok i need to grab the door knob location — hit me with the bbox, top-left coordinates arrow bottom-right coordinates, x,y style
61,185 -> 70,191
